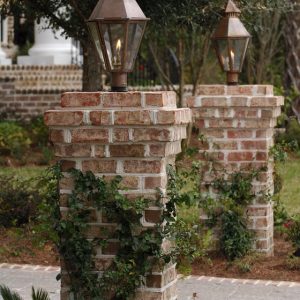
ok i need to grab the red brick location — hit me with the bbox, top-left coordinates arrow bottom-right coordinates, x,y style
102,241 -> 120,255
59,177 -> 74,190
241,141 -> 267,150
156,110 -> 177,124
230,97 -> 248,106
228,152 -> 254,161
101,92 -> 141,107
85,224 -> 116,239
215,141 -> 238,150
247,207 -> 268,217
206,129 -> 224,138
144,176 -> 167,189
227,85 -> 253,95
145,92 -> 176,107
255,218 -> 268,228
123,160 -> 162,174
261,109 -> 274,118
60,160 -> 76,172
144,209 -> 162,224
256,129 -> 273,138
114,110 -> 152,125
195,119 -> 205,129
71,129 -> 109,143
250,97 -> 282,107
256,152 -> 268,161
44,111 -> 83,126
256,85 -> 273,95
186,96 -> 196,107
209,119 -> 233,128
243,119 -> 272,128
201,97 -> 227,107
61,92 -> 101,107
197,85 -> 226,95
113,128 -> 129,142
133,128 -> 173,142
90,111 -> 112,125
55,144 -> 91,157
227,130 -> 253,139
50,129 -> 65,143
82,160 -> 117,173
109,145 -> 145,157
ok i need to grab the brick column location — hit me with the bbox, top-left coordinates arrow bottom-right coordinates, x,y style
186,85 -> 284,256
45,91 -> 191,300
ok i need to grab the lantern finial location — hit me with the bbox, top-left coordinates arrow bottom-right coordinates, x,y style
225,0 -> 241,15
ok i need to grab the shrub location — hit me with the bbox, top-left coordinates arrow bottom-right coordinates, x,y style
171,218 -> 212,274
0,175 -> 41,227
276,119 -> 300,149
220,207 -> 253,261
285,215 -> 300,249
0,121 -> 31,159
28,116 -> 49,147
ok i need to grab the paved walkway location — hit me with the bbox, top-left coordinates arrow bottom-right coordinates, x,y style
1,263 -> 300,300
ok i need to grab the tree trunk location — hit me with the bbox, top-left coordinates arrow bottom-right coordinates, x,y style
286,2 -> 300,92
82,39 -> 102,92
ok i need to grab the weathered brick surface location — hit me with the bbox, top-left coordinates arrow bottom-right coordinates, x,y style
187,85 -> 282,256
45,91 -> 191,300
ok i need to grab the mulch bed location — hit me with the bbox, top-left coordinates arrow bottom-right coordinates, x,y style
0,227 -> 59,266
1,228 -> 299,283
192,236 -> 300,282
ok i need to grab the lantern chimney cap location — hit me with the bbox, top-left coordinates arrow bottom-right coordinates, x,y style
89,0 -> 149,21
225,0 -> 241,14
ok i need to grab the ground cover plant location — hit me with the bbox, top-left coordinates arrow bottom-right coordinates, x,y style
0,118 -> 53,167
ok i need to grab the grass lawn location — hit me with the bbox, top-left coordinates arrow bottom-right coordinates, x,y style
278,156 -> 300,215
0,166 -> 46,178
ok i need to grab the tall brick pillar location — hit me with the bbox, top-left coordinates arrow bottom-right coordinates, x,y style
45,91 -> 191,300
187,85 -> 284,256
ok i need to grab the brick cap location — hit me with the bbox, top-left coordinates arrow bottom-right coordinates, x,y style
196,85 -> 274,96
61,91 -> 178,109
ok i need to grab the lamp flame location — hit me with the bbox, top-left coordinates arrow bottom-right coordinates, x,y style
116,39 -> 121,51
230,50 -> 235,62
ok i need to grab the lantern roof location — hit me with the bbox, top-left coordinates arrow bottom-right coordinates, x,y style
225,0 -> 241,14
89,0 -> 149,21
212,0 -> 250,39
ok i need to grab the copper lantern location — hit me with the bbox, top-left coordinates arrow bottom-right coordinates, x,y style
212,0 -> 251,85
88,0 -> 149,92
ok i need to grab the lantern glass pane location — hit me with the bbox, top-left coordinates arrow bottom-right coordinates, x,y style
88,22 -> 105,69
228,38 -> 248,72
125,22 -> 146,70
100,23 -> 125,71
216,39 -> 230,72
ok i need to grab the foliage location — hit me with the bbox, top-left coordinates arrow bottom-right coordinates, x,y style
270,139 -> 299,163
285,215 -> 300,249
273,194 -> 289,229
286,255 -> 300,270
277,119 -> 300,148
170,219 -> 212,275
212,171 -> 259,206
275,87 -> 299,128
0,285 -> 50,300
200,171 -> 258,261
234,253 -> 260,274
28,116 -> 49,148
0,175 -> 41,227
220,207 -> 253,261
0,122 -> 31,159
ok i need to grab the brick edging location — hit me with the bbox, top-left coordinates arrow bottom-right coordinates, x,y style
179,275 -> 300,288
0,263 -> 60,272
